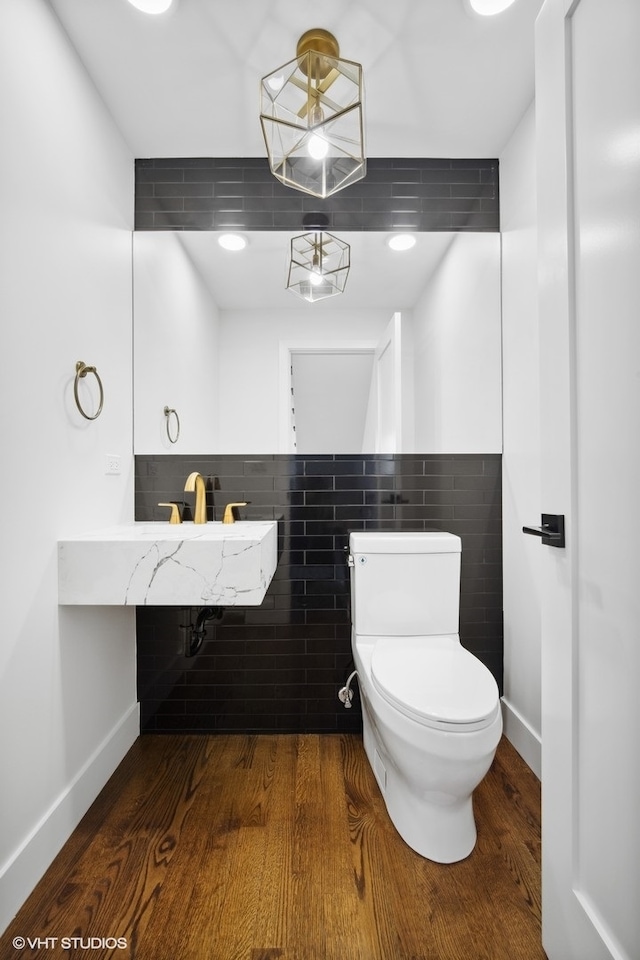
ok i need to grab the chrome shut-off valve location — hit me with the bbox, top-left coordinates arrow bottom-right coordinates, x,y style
338,670 -> 358,708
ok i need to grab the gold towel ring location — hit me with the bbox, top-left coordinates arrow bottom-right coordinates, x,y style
164,406 -> 180,444
74,361 -> 104,420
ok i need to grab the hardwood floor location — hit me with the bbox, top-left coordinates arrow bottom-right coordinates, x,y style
3,735 -> 546,960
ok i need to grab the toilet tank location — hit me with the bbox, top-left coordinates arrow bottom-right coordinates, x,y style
349,531 -> 461,637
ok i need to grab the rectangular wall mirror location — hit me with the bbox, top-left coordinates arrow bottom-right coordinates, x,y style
133,230 -> 502,455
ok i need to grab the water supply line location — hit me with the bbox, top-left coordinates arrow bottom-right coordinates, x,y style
338,670 -> 358,708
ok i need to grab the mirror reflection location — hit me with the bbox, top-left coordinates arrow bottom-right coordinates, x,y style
133,230 -> 502,455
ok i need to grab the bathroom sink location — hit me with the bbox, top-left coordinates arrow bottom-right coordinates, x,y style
58,521 -> 277,606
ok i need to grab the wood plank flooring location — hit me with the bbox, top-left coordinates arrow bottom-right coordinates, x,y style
3,734 -> 546,960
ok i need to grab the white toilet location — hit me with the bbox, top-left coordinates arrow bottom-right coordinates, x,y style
347,530 -> 502,863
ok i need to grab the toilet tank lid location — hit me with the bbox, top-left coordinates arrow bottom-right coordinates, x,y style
349,531 -> 461,554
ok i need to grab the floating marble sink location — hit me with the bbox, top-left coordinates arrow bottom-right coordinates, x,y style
58,521 -> 277,606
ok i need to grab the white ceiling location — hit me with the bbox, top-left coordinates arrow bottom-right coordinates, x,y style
172,230 -> 460,311
48,0 -> 540,310
48,0 -> 543,159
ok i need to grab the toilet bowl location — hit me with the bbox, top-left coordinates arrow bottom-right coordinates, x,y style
347,531 -> 502,863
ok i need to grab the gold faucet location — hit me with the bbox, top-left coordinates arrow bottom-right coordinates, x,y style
222,501 -> 248,524
184,472 -> 207,524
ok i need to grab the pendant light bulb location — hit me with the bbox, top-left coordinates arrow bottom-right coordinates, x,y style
308,134 -> 329,159
307,103 -> 329,159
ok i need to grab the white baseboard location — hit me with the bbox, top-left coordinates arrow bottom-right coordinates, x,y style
0,703 -> 139,935
501,697 -> 542,780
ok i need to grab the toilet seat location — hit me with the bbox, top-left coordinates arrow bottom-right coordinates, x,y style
370,636 -> 500,732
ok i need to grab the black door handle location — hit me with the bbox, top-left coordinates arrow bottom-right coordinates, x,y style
522,513 -> 565,548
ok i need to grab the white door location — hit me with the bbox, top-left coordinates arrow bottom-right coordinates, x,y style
362,312 -> 403,453
279,340 -> 377,452
290,351 -> 374,453
535,1 -> 640,958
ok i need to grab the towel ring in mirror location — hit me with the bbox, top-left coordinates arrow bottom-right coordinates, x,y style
164,406 -> 180,443
74,361 -> 104,421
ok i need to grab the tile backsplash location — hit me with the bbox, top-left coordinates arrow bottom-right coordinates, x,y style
135,454 -> 502,734
135,157 -> 499,233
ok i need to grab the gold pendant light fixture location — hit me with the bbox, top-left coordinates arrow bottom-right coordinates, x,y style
260,28 -> 366,199
286,214 -> 351,303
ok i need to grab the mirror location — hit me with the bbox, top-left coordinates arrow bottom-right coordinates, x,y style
133,230 -> 502,454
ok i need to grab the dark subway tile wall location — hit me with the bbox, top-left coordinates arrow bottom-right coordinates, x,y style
135,158 -> 499,232
135,454 -> 503,735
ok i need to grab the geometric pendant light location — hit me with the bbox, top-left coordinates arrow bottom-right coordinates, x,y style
286,214 -> 351,303
260,29 -> 366,199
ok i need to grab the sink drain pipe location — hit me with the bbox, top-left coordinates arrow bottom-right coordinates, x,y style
186,606 -> 223,658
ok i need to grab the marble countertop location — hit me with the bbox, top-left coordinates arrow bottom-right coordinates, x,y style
58,521 -> 278,606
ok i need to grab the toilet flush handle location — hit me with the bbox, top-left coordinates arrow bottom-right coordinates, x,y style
344,551 -> 366,567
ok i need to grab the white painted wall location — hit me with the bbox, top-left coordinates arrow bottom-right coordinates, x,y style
499,101 -> 542,777
134,232 -> 221,455
217,308 -> 390,452
0,0 -> 137,931
411,233 -> 502,453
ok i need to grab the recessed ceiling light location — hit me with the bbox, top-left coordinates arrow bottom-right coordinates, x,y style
387,234 -> 417,252
218,234 -> 247,251
125,0 -> 175,14
464,0 -> 518,15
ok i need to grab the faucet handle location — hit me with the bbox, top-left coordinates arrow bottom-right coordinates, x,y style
158,502 -> 182,524
222,501 -> 249,524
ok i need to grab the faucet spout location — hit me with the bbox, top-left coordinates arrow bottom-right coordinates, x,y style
184,472 -> 207,524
